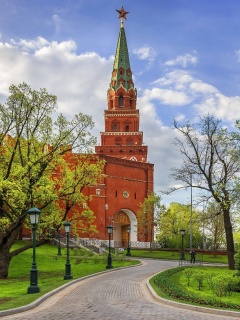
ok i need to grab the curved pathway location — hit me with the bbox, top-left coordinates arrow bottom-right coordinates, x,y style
1,259 -> 240,320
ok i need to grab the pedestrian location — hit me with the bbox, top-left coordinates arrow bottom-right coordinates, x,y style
190,250 -> 196,263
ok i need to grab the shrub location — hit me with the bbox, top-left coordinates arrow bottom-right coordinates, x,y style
183,268 -> 194,286
92,255 -> 101,264
192,271 -> 205,290
211,273 -> 238,297
235,251 -> 240,276
205,272 -> 216,290
75,256 -> 88,264
153,267 -> 240,310
88,249 -> 95,257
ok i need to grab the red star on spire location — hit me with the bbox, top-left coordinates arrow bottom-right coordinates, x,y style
116,6 -> 129,20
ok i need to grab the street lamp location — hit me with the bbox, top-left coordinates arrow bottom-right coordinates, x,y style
180,228 -> 186,260
63,221 -> 73,280
126,226 -> 131,256
106,225 -> 113,269
27,207 -> 41,294
190,173 -> 193,253
57,226 -> 62,256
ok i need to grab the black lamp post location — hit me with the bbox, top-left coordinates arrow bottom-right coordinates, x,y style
180,228 -> 186,260
27,207 -> 41,294
126,226 -> 131,256
63,221 -> 73,280
57,226 -> 62,256
106,225 -> 113,269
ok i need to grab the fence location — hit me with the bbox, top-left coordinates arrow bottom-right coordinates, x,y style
179,252 -> 203,266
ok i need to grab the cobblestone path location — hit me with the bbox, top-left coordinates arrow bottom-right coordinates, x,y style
1,259 -> 239,320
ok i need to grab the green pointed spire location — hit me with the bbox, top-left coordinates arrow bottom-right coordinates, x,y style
110,22 -> 135,92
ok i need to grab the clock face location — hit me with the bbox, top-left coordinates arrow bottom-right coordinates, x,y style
123,191 -> 129,198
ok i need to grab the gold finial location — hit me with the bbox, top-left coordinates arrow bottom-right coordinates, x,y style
116,6 -> 129,27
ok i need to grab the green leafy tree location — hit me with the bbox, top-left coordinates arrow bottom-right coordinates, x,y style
137,193 -> 165,250
171,115 -> 240,269
0,83 -> 104,279
201,201 -> 226,254
156,202 -> 202,249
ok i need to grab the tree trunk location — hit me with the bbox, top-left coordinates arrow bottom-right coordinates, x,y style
213,225 -> 218,257
0,224 -> 23,279
0,250 -> 12,279
223,209 -> 235,270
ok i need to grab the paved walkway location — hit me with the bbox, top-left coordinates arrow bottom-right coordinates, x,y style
1,259 -> 240,320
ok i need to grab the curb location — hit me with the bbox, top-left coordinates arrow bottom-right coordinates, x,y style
0,262 -> 142,318
146,274 -> 240,318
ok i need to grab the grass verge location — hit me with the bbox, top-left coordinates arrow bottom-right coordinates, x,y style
0,243 -> 139,311
130,249 -> 228,264
150,266 -> 240,311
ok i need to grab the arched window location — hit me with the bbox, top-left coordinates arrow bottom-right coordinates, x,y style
125,125 -> 129,132
119,95 -> 124,107
130,97 -> 133,107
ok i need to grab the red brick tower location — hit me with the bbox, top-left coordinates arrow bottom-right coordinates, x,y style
94,8 -> 154,246
95,9 -> 147,163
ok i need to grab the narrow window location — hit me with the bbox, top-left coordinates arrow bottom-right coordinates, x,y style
130,97 -> 133,107
116,191 -> 118,197
119,95 -> 124,107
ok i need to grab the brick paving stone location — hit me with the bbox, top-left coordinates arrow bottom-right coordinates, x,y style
0,259 -> 240,320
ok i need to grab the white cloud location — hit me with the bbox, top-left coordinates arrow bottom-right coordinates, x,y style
0,37 -> 112,135
235,49 -> 240,62
196,93 -> 240,122
165,53 -> 198,68
52,14 -> 62,34
153,70 -> 194,89
133,46 -> 156,61
189,81 -> 218,95
10,37 -> 50,52
142,88 -> 192,106
174,113 -> 186,122
152,70 -> 219,108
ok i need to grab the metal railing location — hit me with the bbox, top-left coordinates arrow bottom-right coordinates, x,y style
179,253 -> 203,266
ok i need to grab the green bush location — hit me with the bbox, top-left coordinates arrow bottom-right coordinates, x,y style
235,251 -> 240,276
211,273 -> 239,297
192,271 -> 205,290
92,255 -> 101,264
72,248 -> 80,256
205,271 -> 216,290
153,267 -> 240,310
75,256 -> 88,264
183,268 -> 194,286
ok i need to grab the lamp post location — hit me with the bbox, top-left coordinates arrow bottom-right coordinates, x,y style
27,207 -> 41,294
126,226 -> 131,256
106,225 -> 113,269
57,226 -> 62,256
190,173 -> 193,253
180,228 -> 186,260
63,221 -> 73,280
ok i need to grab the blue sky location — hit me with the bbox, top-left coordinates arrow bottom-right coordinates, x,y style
1,0 -> 240,205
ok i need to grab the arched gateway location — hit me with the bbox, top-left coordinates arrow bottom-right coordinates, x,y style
112,209 -> 137,247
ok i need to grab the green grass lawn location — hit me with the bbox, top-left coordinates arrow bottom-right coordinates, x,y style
130,249 -> 228,264
150,266 -> 240,310
0,243 -> 139,311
